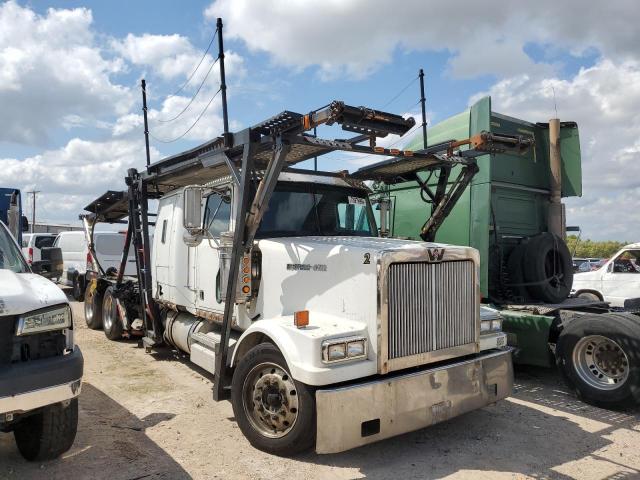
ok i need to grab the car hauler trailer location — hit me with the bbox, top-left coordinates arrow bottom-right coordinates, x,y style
366,96 -> 640,409
80,96 -> 535,454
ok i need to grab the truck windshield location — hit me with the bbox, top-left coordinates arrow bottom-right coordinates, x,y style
0,222 -> 28,273
257,182 -> 376,238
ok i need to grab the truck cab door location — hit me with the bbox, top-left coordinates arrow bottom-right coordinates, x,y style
195,190 -> 232,314
601,249 -> 640,307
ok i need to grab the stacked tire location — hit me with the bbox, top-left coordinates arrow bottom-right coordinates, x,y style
507,232 -> 573,303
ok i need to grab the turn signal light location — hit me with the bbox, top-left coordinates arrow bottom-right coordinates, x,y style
294,310 -> 309,328
373,146 -> 385,153
241,285 -> 250,294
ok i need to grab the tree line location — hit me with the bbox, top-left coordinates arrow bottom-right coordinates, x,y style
566,235 -> 627,259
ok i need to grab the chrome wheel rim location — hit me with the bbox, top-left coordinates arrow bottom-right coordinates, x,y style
85,290 -> 93,319
572,335 -> 630,390
242,362 -> 299,438
103,294 -> 114,330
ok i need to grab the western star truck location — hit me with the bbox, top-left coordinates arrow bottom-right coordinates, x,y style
80,99 -> 533,454
0,219 -> 82,461
368,96 -> 640,409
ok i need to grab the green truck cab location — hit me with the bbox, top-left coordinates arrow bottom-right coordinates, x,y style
371,97 -> 640,409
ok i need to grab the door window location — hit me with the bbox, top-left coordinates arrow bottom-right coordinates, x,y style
612,250 -> 640,273
203,191 -> 231,238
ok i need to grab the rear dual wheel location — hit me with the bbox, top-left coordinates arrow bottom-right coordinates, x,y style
231,343 -> 315,455
557,313 -> 640,408
102,287 -> 123,340
84,283 -> 103,330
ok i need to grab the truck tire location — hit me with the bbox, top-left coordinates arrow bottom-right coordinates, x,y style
72,275 -> 84,301
523,233 -> 573,303
84,283 -> 103,330
13,398 -> 79,461
231,343 -> 315,455
577,291 -> 601,302
556,313 -> 640,408
102,287 -> 123,341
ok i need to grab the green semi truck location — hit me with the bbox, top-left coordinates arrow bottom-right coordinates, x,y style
363,96 -> 640,409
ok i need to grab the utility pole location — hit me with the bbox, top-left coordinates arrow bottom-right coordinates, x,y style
419,69 -> 427,149
26,190 -> 40,233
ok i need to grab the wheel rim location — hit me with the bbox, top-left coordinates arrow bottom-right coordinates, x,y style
103,294 -> 114,330
85,289 -> 93,319
242,362 -> 299,439
572,335 -> 630,390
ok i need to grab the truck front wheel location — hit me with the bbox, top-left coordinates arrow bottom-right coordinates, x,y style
13,398 -> 79,461
231,343 -> 315,455
556,313 -> 640,408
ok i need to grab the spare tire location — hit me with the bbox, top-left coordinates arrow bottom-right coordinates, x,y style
523,233 -> 573,303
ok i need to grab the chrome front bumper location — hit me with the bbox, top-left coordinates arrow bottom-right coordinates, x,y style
315,348 -> 513,454
0,379 -> 82,415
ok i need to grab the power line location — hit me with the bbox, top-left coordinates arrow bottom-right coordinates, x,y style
166,26 -> 218,99
156,56 -> 220,123
149,87 -> 222,144
380,76 -> 418,110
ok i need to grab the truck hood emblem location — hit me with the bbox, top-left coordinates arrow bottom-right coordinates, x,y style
426,247 -> 445,262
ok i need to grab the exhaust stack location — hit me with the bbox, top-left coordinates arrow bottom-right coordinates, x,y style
548,118 -> 564,238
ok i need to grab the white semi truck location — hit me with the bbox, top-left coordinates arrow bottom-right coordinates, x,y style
81,100 -> 532,455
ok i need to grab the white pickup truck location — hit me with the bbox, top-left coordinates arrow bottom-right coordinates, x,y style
572,243 -> 640,307
0,220 -> 83,461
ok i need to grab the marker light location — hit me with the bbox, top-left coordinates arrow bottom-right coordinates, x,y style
294,310 -> 309,328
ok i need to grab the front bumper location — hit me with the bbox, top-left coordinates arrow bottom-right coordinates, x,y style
0,347 -> 83,415
315,348 -> 513,454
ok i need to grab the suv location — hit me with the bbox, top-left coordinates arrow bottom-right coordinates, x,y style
0,220 -> 83,460
56,230 -> 136,301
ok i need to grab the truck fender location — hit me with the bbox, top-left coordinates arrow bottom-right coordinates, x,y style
230,314 -> 374,387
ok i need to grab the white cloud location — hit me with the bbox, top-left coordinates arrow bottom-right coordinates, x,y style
470,59 -> 640,241
205,0 -> 640,80
0,1 -> 132,145
0,137 -> 160,223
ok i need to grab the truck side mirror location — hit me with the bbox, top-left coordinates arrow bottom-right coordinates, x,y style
183,187 -> 203,231
377,197 -> 391,238
182,186 -> 204,247
21,215 -> 29,232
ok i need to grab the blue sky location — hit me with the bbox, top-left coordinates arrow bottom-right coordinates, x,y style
1,1 -> 639,240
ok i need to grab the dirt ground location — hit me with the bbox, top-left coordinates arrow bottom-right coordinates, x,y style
2,294 -> 639,480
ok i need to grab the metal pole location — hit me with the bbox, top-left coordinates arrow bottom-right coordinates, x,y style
419,69 -> 427,149
217,18 -> 230,146
313,126 -> 317,171
141,79 -> 151,167
27,190 -> 40,233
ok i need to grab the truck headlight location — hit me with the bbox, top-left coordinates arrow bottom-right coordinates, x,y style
16,305 -> 72,336
480,317 -> 502,333
322,337 -> 367,364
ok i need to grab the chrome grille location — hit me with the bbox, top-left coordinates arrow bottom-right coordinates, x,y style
387,261 -> 476,360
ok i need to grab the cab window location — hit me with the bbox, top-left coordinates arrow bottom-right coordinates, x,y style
203,191 -> 231,238
612,250 -> 640,273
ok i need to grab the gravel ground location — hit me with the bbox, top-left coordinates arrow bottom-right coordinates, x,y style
2,295 -> 639,480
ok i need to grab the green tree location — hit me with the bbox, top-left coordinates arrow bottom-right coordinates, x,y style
566,235 -> 627,258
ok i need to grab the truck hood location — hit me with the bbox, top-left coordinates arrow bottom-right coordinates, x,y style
0,269 -> 68,316
258,235 -> 475,258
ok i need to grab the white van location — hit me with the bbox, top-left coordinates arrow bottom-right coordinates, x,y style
55,231 -> 137,300
21,233 -> 57,265
572,242 -> 640,307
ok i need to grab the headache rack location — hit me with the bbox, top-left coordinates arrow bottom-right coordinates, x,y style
82,20 -> 534,402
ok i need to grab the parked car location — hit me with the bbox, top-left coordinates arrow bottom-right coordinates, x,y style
572,257 -> 602,273
20,233 -> 63,281
572,243 -> 640,307
55,230 -> 137,301
0,220 -> 83,461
